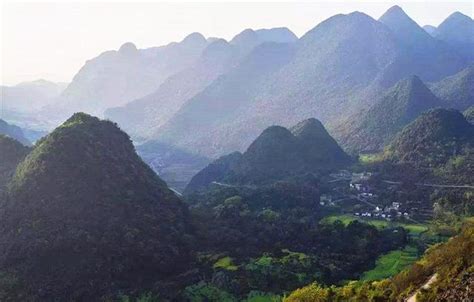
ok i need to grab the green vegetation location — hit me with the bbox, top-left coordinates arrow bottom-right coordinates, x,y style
213,256 -> 239,271
184,282 -> 237,302
361,245 -> 419,281
321,215 -> 428,235
359,153 -> 384,164
0,135 -> 30,191
337,76 -> 441,154
385,108 -> 473,168
0,119 -> 30,146
284,222 -> 474,301
0,113 -> 192,301
186,118 -> 351,192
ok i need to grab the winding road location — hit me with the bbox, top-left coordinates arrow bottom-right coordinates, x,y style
406,273 -> 438,302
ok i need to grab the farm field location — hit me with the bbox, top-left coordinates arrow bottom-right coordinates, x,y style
361,245 -> 419,281
321,215 -> 429,235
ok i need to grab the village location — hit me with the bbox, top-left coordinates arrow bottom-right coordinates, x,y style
319,170 -> 433,223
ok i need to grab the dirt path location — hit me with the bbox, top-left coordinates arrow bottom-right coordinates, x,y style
406,273 -> 438,302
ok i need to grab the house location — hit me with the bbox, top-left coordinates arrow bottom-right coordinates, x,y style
350,183 -> 370,192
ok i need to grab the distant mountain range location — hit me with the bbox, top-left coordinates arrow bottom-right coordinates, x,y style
105,28 -> 297,138
430,65 -> 474,111
425,12 -> 474,61
0,79 -> 66,113
4,6 -> 473,169
0,119 -> 30,146
145,6 -> 472,159
40,33 -> 211,124
185,118 -> 350,193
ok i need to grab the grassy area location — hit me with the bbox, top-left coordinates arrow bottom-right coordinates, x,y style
213,256 -> 239,271
361,245 -> 419,281
321,215 -> 428,235
359,153 -> 384,165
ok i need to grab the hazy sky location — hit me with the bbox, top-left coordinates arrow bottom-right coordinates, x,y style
1,0 -> 472,86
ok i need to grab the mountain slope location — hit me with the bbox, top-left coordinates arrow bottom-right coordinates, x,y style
155,7 -> 469,159
0,79 -> 66,113
184,151 -> 243,193
42,33 -> 209,123
185,118 -> 350,192
290,118 -> 352,169
434,12 -> 474,60
0,135 -> 30,192
106,28 -> 298,139
0,113 -> 191,300
156,11 -> 400,157
0,119 -> 30,146
464,106 -> 474,124
376,6 -> 467,85
386,108 -> 474,165
423,25 -> 437,36
335,76 -> 442,153
230,27 -> 297,54
105,38 -> 236,138
156,41 -> 296,157
431,65 -> 474,111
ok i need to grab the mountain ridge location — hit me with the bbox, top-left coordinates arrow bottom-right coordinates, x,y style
0,112 -> 192,300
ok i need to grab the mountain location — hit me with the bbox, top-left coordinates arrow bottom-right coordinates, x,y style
156,11 -> 401,157
335,76 -> 442,153
155,7 -> 469,159
464,106 -> 474,124
156,41 -> 296,157
42,33 -> 210,123
376,6 -> 468,84
230,27 -> 297,54
0,119 -> 30,146
434,12 -> 474,60
0,135 -> 30,191
184,151 -> 242,194
0,113 -> 191,300
106,28 -> 298,139
423,25 -> 437,35
290,118 -> 352,169
185,118 -> 350,192
255,28 -> 298,43
379,5 -> 432,49
0,79 -> 66,113
431,65 -> 474,111
386,108 -> 474,166
105,38 -> 236,138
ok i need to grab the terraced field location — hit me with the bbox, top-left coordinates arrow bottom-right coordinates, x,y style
361,245 -> 419,281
